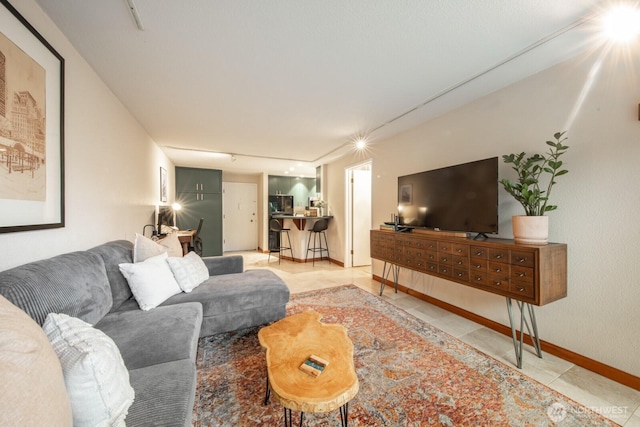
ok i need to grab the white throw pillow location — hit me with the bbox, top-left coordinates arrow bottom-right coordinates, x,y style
43,313 -> 134,427
133,233 -> 182,263
119,252 -> 183,310
166,252 -> 210,292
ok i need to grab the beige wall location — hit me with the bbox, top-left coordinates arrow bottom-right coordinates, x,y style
0,1 -> 174,270
326,45 -> 640,376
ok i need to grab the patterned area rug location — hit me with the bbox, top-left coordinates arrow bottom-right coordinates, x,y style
193,285 -> 615,426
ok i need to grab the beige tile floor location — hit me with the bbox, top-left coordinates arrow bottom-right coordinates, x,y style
232,250 -> 640,426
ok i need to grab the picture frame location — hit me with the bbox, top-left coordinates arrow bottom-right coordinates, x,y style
399,184 -> 413,205
0,0 -> 65,233
160,167 -> 167,202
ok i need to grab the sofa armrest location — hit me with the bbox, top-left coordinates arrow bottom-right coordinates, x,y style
202,255 -> 244,276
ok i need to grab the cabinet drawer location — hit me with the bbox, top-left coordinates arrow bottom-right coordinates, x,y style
470,246 -> 489,259
489,248 -> 509,262
409,238 -> 435,250
415,259 -> 428,271
371,248 -> 393,259
487,273 -> 509,289
438,242 -> 453,253
488,261 -> 509,275
401,257 -> 418,269
439,254 -> 453,264
470,260 -> 487,272
425,250 -> 438,262
438,264 -> 453,277
510,280 -> 535,299
453,268 -> 469,281
511,266 -> 534,284
425,262 -> 438,274
511,250 -> 535,267
470,272 -> 488,285
452,244 -> 469,257
453,255 -> 469,268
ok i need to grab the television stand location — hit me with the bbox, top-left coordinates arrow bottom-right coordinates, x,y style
473,232 -> 489,240
412,228 -> 468,238
370,229 -> 567,368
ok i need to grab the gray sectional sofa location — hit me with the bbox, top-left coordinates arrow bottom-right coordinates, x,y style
0,240 -> 290,426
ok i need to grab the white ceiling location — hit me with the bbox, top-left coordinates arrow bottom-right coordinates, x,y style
34,0 -> 607,177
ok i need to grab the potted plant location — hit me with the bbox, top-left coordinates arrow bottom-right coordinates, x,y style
499,131 -> 569,244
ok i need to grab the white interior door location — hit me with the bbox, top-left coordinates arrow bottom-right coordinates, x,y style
352,168 -> 372,267
222,182 -> 258,251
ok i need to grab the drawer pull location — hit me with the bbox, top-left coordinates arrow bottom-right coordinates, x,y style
475,251 -> 483,256
517,257 -> 528,263
517,272 -> 526,277
494,267 -> 502,273
474,276 -> 483,281
493,281 -> 503,286
495,254 -> 503,259
456,248 -> 463,253
457,272 -> 464,277
442,257 -> 448,262
456,260 -> 463,265
516,287 -> 526,292
441,268 -> 448,273
429,265 -> 436,270
474,264 -> 482,269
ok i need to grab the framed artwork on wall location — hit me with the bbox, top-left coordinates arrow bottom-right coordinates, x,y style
0,0 -> 65,233
160,167 -> 167,202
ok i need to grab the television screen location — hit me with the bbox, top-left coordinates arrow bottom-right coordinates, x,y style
157,205 -> 175,235
397,157 -> 498,234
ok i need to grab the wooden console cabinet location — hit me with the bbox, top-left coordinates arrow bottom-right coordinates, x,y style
371,229 -> 566,306
370,229 -> 568,367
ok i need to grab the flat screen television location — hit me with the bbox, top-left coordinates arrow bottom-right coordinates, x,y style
397,157 -> 498,235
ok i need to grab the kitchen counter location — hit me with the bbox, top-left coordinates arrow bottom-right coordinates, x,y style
271,214 -> 333,231
269,215 -> 333,262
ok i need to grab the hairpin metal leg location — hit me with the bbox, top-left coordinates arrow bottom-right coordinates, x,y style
506,297 -> 542,369
264,375 -> 271,405
379,262 -> 390,295
339,402 -> 350,426
379,262 -> 400,296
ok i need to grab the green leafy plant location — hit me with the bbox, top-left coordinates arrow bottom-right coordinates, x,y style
499,131 -> 569,216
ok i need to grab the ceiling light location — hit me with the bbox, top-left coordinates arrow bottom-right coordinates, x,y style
355,139 -> 367,150
603,4 -> 640,42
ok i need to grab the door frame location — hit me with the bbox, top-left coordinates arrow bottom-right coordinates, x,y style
345,159 -> 373,268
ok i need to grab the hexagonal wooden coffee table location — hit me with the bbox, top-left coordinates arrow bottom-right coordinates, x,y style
258,311 -> 359,426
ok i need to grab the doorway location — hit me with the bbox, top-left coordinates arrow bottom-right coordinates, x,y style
222,182 -> 258,252
346,160 -> 372,267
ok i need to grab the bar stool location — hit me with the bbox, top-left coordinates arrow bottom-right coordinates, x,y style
305,219 -> 329,266
269,219 -> 293,264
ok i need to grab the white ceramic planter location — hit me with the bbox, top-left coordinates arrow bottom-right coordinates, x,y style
512,215 -> 549,244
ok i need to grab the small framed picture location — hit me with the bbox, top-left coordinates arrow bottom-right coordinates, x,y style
160,167 -> 167,202
399,184 -> 412,205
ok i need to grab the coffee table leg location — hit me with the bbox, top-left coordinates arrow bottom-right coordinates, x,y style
299,412 -> 304,427
264,376 -> 270,405
284,408 -> 294,427
339,402 -> 349,427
